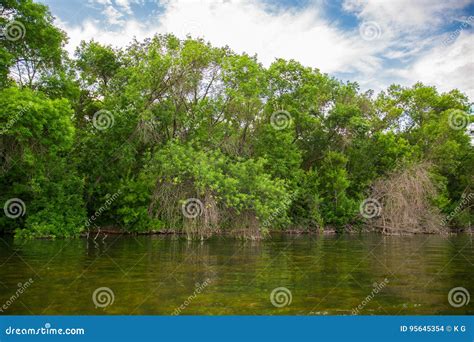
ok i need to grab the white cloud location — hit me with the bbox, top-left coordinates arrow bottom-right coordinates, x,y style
343,0 -> 471,32
55,0 -> 473,100
88,0 -> 112,6
342,0 -> 474,99
103,5 -> 125,25
60,0 -> 385,75
398,31 -> 474,99
114,0 -> 133,15
156,0 -> 386,73
61,19 -> 151,54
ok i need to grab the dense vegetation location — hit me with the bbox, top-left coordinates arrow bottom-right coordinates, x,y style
1,0 -> 472,239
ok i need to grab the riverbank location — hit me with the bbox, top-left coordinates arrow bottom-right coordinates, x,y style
3,224 -> 472,240
82,226 -> 339,238
81,225 -> 472,238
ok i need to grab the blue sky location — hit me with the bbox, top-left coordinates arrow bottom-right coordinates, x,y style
38,0 -> 474,99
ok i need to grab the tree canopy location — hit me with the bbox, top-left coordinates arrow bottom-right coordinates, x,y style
1,1 -> 472,238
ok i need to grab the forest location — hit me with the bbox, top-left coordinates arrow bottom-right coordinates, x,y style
1,0 -> 473,239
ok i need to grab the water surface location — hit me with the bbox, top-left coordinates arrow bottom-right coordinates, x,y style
0,233 -> 473,315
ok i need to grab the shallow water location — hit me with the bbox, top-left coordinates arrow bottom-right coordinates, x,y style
0,233 -> 473,315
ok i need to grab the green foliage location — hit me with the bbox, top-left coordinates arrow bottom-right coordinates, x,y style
253,123 -> 302,183
318,152 -> 357,230
289,169 -> 324,230
138,141 -> 290,232
21,163 -> 86,238
0,87 -> 85,237
0,0 -> 67,88
1,1 -> 472,238
75,41 -> 121,94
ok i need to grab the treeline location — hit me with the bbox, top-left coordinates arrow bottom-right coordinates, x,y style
0,0 -> 472,238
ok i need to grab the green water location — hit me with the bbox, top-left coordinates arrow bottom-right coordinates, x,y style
0,233 -> 473,315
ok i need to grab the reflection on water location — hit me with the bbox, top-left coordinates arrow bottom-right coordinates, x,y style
0,233 -> 473,315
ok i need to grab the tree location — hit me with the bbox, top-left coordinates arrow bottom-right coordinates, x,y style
0,87 -> 85,237
0,0 -> 67,88
1,0 -> 472,238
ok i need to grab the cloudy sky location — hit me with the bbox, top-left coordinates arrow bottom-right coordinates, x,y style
38,0 -> 474,99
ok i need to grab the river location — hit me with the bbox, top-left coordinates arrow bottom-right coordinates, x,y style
0,233 -> 472,315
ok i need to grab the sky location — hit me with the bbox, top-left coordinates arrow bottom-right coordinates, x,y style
38,0 -> 474,100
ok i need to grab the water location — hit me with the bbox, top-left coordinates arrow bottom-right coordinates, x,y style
0,233 -> 473,315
